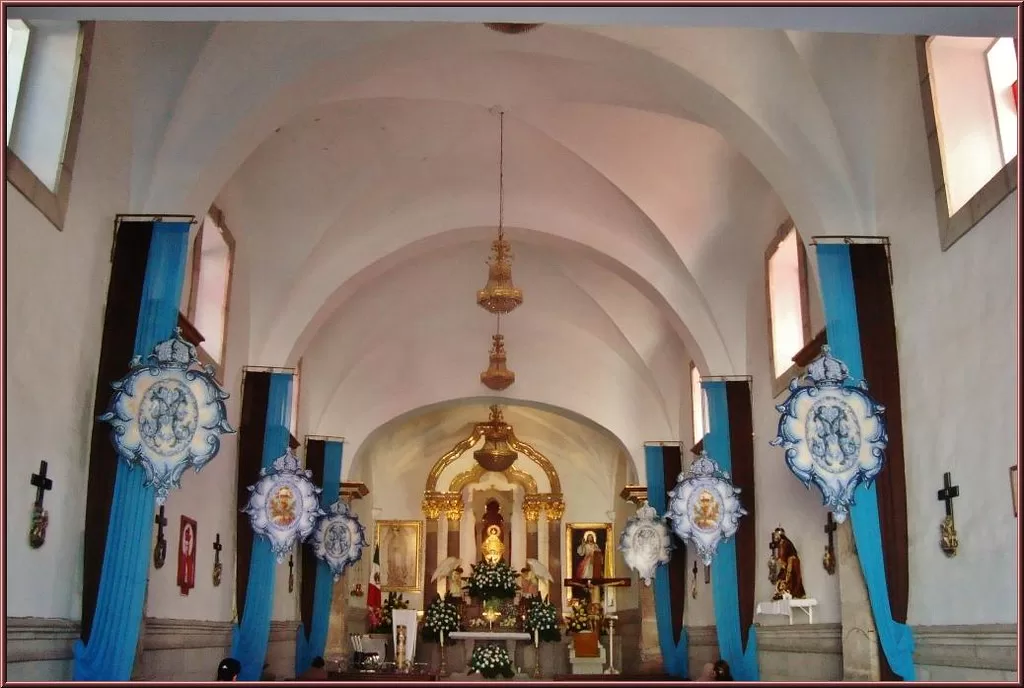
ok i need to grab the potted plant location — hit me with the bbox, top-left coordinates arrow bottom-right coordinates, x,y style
466,560 -> 518,630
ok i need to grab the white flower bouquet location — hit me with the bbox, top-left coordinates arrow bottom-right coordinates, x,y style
523,596 -> 561,643
468,643 -> 515,679
422,594 -> 461,643
466,560 -> 518,600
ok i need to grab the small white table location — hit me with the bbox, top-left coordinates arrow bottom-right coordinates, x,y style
755,598 -> 818,624
449,631 -> 532,660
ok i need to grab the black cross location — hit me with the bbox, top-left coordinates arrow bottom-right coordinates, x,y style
288,554 -> 295,593
213,533 -> 222,555
824,513 -> 837,551
937,472 -> 960,518
154,505 -> 168,539
31,461 -> 53,508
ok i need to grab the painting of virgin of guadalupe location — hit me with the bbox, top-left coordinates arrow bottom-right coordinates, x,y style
375,520 -> 422,592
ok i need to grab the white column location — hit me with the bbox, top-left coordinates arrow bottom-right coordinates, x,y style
512,486 -> 526,571
537,510 -> 550,601
462,487 -> 476,565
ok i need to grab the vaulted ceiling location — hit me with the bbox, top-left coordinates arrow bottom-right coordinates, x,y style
54,17 -> 985,478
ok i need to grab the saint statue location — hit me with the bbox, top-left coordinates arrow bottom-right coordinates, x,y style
477,499 -> 507,557
769,527 -> 806,600
481,525 -> 505,565
574,530 -> 604,580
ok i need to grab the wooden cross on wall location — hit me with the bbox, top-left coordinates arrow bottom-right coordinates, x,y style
28,461 -> 53,548
822,512 -> 837,575
212,533 -> 223,587
288,553 -> 295,593
153,505 -> 168,568
937,472 -> 960,557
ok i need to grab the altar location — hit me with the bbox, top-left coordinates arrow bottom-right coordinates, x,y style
755,597 -> 819,624
449,631 -> 532,661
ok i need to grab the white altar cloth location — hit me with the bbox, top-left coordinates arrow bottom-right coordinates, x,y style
450,631 -> 532,660
755,598 -> 818,624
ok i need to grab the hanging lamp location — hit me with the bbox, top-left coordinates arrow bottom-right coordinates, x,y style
473,405 -> 518,472
477,110 -> 523,315
480,315 -> 515,391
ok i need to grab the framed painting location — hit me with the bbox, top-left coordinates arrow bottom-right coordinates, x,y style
375,520 -> 422,592
177,515 -> 198,596
565,522 -> 614,602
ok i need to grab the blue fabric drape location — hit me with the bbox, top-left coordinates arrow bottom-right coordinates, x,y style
295,439 -> 344,675
231,372 -> 293,681
702,381 -> 760,681
73,221 -> 191,681
816,243 -> 916,680
644,445 -> 688,678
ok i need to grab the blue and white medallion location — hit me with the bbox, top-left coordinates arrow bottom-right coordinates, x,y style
665,452 -> 746,566
99,329 -> 234,504
770,345 -> 887,523
242,451 -> 325,562
618,501 -> 672,586
311,500 -> 368,580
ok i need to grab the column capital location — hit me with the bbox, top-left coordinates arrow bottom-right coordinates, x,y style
443,493 -> 464,523
619,485 -> 648,507
522,495 -> 544,523
421,492 -> 445,520
544,495 -> 565,522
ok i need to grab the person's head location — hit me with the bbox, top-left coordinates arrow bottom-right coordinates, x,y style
311,657 -> 325,669
216,657 -> 240,681
713,659 -> 733,681
698,662 -> 716,680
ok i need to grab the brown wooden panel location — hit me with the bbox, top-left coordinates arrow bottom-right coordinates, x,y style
81,221 -> 154,642
850,243 -> 910,682
726,380 -> 756,650
235,371 -> 272,620
299,439 -> 327,635
661,445 -> 687,643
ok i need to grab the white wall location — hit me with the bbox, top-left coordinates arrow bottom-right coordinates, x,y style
4,21 -> 133,622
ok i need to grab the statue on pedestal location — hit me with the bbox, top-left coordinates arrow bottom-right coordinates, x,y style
769,527 -> 806,600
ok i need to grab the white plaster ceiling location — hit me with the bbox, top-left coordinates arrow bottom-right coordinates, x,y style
101,20 -> 924,479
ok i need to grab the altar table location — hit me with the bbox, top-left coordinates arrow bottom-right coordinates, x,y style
449,631 -> 532,660
755,597 -> 818,624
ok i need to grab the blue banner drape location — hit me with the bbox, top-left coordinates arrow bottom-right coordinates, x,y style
702,381 -> 760,681
73,221 -> 191,681
644,445 -> 688,678
231,372 -> 293,681
295,439 -> 344,675
816,243 -> 916,680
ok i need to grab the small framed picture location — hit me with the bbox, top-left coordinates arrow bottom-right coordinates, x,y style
1010,466 -> 1018,518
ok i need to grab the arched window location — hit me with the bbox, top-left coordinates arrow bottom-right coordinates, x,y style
181,209 -> 235,378
765,221 -> 810,387
6,20 -> 92,229
919,35 -> 1018,249
690,362 -> 708,446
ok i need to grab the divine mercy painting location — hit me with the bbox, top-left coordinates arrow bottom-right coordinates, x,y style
565,522 -> 613,602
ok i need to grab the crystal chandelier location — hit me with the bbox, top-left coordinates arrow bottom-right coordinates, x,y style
473,405 -> 518,472
477,111 -> 523,315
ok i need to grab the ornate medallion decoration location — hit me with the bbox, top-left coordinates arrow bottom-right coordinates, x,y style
99,330 -> 234,504
770,345 -> 887,523
665,452 -> 746,566
241,451 -> 325,562
311,500 -> 368,580
618,501 -> 672,586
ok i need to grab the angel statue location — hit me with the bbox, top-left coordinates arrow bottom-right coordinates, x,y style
519,558 -> 552,599
432,556 -> 466,600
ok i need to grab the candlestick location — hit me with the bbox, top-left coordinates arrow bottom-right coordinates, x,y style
532,628 -> 542,678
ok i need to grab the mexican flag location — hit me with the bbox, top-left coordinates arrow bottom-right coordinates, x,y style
367,542 -> 382,608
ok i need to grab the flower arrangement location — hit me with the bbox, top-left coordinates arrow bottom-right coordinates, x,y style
422,594 -> 461,643
564,599 -> 591,635
468,643 -> 515,679
523,596 -> 561,643
466,560 -> 518,600
368,591 -> 409,633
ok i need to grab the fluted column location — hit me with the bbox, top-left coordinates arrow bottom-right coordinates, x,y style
422,495 -> 443,599
545,496 -> 565,616
524,497 -> 541,561
445,494 -> 464,563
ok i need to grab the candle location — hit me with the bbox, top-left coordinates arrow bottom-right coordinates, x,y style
440,630 -> 445,647
534,628 -> 539,647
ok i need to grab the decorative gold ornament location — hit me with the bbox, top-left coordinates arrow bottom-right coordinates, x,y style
476,110 -> 523,315
545,497 -> 566,522
522,496 -> 544,523
473,405 -> 518,472
444,494 -> 465,523
481,331 -> 515,390
422,493 -> 445,520
481,524 -> 506,565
